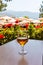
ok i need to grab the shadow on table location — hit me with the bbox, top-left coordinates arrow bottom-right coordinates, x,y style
18,55 -> 29,65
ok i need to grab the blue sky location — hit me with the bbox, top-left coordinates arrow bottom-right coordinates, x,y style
3,0 -> 43,12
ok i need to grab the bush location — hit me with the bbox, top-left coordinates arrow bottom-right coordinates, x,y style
0,23 -> 43,45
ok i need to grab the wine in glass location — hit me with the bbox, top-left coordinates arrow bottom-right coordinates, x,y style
17,29 -> 28,55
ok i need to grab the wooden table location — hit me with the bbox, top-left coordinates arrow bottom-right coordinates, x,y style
0,39 -> 43,65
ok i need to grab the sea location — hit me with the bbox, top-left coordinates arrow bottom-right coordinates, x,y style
0,10 -> 39,19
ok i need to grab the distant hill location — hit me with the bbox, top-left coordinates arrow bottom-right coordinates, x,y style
0,10 -> 39,19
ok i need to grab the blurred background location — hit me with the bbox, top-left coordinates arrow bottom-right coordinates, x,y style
0,0 -> 43,19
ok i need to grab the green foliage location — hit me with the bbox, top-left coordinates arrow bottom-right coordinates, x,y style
0,0 -> 12,11
28,24 -> 36,39
23,16 -> 29,18
39,1 -> 43,18
39,13 -> 43,18
0,0 -> 7,11
0,23 -> 43,45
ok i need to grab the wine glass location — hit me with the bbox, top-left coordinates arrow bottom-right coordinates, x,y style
17,27 -> 28,55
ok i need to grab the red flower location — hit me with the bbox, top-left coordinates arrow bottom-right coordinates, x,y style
35,25 -> 40,29
0,34 -> 5,39
4,23 -> 12,28
24,23 -> 29,29
40,23 -> 43,27
15,19 -> 19,23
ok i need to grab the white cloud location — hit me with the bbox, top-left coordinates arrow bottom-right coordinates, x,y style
6,0 -> 42,12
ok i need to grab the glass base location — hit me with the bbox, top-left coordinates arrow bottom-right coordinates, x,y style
19,51 -> 27,55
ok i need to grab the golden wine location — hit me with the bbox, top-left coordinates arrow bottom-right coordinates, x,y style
17,37 -> 28,46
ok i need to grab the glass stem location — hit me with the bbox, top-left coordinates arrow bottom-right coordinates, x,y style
22,46 -> 24,54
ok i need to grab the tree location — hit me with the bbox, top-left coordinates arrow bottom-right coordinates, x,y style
39,1 -> 43,18
0,0 -> 12,11
0,0 -> 7,11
